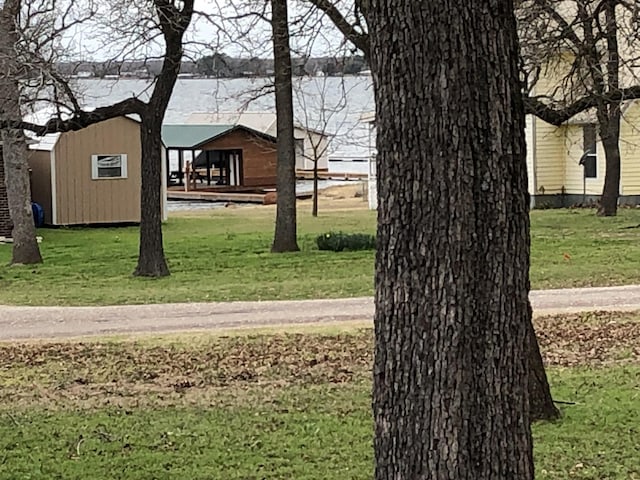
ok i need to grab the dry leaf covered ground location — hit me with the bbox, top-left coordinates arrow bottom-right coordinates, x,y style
0,311 -> 639,479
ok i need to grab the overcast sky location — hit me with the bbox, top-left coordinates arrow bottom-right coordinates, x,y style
57,0 -> 354,62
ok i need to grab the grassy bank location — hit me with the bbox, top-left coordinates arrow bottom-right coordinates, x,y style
1,311 -> 639,479
1,206 -> 640,306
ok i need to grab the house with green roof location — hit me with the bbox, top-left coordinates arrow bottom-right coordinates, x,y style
162,123 -> 278,188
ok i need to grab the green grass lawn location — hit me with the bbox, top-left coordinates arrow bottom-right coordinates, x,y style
1,311 -> 639,479
1,207 -> 640,306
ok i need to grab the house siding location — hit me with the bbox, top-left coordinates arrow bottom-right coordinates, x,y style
620,102 -> 640,196
563,125 -> 607,196
27,150 -> 54,224
198,129 -> 277,187
53,117 -> 142,225
295,130 -> 329,171
532,118 -> 567,195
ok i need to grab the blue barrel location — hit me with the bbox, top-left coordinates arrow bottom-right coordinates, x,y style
32,202 -> 44,227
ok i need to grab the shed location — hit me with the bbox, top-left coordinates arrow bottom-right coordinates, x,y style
162,124 -> 278,188
27,116 -> 167,226
185,112 -> 330,172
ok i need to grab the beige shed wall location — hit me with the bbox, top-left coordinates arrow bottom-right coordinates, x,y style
54,117 -> 142,225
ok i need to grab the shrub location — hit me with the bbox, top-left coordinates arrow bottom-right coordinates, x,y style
316,231 -> 376,252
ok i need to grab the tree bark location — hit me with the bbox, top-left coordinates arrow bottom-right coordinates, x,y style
133,0 -> 194,277
527,314 -> 560,421
597,1 -> 621,217
0,0 -> 43,264
133,117 -> 169,277
368,1 -> 534,478
271,0 -> 300,252
597,110 -> 621,216
0,133 -> 43,265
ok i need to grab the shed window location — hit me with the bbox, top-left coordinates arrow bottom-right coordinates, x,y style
91,154 -> 128,179
581,125 -> 597,178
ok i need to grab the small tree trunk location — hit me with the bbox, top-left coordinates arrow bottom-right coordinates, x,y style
312,158 -> 319,217
597,109 -> 621,217
1,133 -> 43,265
271,0 -> 300,252
133,118 -> 169,277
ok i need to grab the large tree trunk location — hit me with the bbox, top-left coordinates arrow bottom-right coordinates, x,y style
134,116 -> 169,277
133,1 -> 194,277
0,1 -> 43,264
0,133 -> 43,265
597,0 -> 621,217
368,1 -> 534,478
271,0 -> 300,253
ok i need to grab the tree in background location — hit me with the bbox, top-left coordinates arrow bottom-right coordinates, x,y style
1,0 -> 198,277
196,52 -> 232,78
0,0 -> 95,264
518,0 -> 640,216
293,75 -> 358,217
0,0 -> 42,264
271,0 -> 299,252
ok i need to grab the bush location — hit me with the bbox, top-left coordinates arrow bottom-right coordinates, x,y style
316,231 -> 376,252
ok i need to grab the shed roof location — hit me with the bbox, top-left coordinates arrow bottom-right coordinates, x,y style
25,109 -> 142,152
162,124 -> 235,149
162,123 -> 277,149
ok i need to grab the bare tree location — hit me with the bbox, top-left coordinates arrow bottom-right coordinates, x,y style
0,0 -> 89,264
293,75 -> 358,217
1,0 -> 197,277
271,0 -> 299,252
0,0 -> 42,264
518,0 -> 640,216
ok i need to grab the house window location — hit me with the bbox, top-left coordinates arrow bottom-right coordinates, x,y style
295,138 -> 305,157
91,154 -> 128,179
581,125 -> 597,178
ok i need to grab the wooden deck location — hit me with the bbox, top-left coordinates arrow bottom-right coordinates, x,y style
167,187 -> 312,204
295,170 -> 368,180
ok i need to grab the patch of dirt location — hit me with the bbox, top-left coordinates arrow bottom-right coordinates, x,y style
1,311 -> 639,410
306,183 -> 370,211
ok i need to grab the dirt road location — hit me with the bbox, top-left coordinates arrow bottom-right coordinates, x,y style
2,285 -> 640,341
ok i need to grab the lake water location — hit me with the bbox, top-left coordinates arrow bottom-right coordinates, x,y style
74,76 -> 375,162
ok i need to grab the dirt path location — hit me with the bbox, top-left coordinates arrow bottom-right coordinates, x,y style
2,285 -> 640,341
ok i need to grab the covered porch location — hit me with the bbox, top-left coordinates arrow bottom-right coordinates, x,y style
161,123 -> 278,191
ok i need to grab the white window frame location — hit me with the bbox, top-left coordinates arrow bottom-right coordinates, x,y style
91,154 -> 128,180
